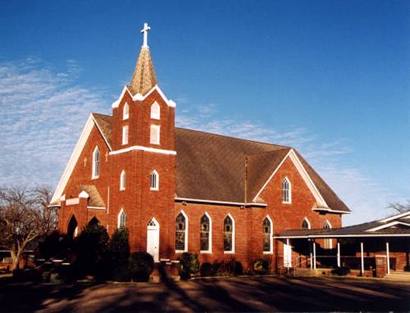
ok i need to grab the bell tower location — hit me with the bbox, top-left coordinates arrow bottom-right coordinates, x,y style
110,23 -> 176,258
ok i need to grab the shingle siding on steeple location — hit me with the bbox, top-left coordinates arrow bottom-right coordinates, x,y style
129,47 -> 157,95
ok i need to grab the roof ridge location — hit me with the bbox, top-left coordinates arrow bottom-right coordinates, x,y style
176,127 -> 290,150
246,147 -> 291,157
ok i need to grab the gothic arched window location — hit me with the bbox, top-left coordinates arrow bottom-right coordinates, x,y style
120,170 -> 126,191
200,214 -> 211,252
282,177 -> 291,203
175,212 -> 188,252
92,146 -> 100,179
118,209 -> 127,228
263,217 -> 273,253
323,221 -> 333,249
150,170 -> 159,190
224,215 -> 235,253
150,102 -> 160,120
302,218 -> 311,229
123,102 -> 129,120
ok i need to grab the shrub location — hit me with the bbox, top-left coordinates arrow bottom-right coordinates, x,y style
73,223 -> 110,280
200,262 -> 215,277
109,228 -> 130,281
404,265 -> 410,272
216,259 -> 243,276
331,266 -> 350,276
252,258 -> 270,275
128,252 -> 154,282
38,231 -> 73,261
179,252 -> 200,280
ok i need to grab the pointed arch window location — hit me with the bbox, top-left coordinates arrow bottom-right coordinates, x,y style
150,125 -> 160,145
302,218 -> 311,229
118,209 -> 127,228
263,217 -> 273,253
92,146 -> 100,179
175,211 -> 188,252
323,220 -> 333,249
282,177 -> 291,204
120,170 -> 126,191
224,215 -> 235,253
123,102 -> 129,120
200,213 -> 212,253
150,102 -> 160,120
122,125 -> 129,145
150,170 -> 159,191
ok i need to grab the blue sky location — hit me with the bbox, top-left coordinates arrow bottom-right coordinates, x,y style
0,0 -> 409,225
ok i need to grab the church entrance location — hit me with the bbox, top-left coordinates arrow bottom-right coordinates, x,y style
147,218 -> 160,262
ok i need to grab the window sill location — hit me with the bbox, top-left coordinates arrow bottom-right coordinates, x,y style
282,201 -> 292,205
175,250 -> 187,254
91,176 -> 99,180
224,251 -> 235,254
200,250 -> 212,254
263,251 -> 273,255
150,188 -> 159,191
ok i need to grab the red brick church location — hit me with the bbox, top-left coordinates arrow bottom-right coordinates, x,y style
51,23 -> 350,270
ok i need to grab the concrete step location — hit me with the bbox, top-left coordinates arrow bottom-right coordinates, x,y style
386,271 -> 410,281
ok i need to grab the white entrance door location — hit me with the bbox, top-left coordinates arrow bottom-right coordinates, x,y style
147,218 -> 160,262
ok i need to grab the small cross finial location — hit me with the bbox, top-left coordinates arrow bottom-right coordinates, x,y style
141,22 -> 151,48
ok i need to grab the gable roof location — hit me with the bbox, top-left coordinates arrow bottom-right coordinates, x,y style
90,114 -> 349,212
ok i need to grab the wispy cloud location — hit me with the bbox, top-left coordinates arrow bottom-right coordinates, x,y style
0,59 -> 109,188
0,60 -> 398,225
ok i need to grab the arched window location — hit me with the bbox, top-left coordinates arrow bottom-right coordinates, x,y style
120,170 -> 126,191
282,177 -> 291,204
224,215 -> 235,253
67,215 -> 78,239
122,125 -> 129,145
263,217 -> 273,253
150,170 -> 159,190
150,102 -> 160,120
302,218 -> 311,229
92,146 -> 100,179
118,209 -> 127,228
150,125 -> 160,145
123,102 -> 129,120
175,212 -> 188,252
200,213 -> 212,252
323,221 -> 333,249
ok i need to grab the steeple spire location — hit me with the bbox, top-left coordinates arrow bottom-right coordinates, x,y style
129,22 -> 157,96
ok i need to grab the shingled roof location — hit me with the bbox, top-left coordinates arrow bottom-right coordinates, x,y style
128,47 -> 157,96
92,113 -> 350,212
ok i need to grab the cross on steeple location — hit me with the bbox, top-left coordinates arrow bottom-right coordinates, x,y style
141,22 -> 151,48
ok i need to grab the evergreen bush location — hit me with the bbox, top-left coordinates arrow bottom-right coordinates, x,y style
128,252 -> 154,282
179,252 -> 200,280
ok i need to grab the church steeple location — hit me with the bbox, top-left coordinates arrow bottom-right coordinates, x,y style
129,23 -> 157,96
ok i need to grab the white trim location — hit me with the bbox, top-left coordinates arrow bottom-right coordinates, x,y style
91,114 -> 112,151
87,206 -> 106,210
123,102 -> 129,120
223,213 -> 235,254
111,85 -> 176,109
51,115 -> 94,203
312,207 -> 351,214
65,198 -> 80,206
275,233 -> 410,239
263,215 -> 274,254
150,170 -> 159,191
174,197 -> 267,207
381,211 -> 410,223
281,177 -> 292,204
117,208 -> 127,229
200,212 -> 212,254
120,170 -> 126,191
252,149 -> 328,208
175,210 -> 189,253
367,221 -> 410,232
110,145 -> 176,156
78,191 -> 89,199
302,217 -> 311,229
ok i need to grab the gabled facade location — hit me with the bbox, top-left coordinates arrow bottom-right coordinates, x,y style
52,24 -> 350,270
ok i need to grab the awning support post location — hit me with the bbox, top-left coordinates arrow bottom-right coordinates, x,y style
337,240 -> 341,268
360,241 -> 364,275
386,241 -> 390,274
313,240 -> 317,270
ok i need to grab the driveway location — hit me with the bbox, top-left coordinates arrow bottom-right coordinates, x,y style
1,276 -> 409,312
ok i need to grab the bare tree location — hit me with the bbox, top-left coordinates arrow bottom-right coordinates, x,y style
0,186 -> 57,271
387,200 -> 410,214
